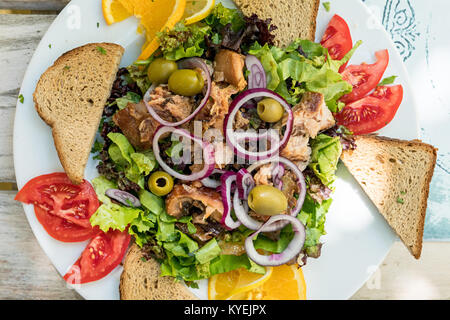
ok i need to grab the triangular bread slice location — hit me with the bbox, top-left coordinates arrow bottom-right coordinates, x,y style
233,0 -> 320,46
120,244 -> 198,300
341,135 -> 437,259
33,43 -> 124,184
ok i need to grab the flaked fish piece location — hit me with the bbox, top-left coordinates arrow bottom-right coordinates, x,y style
214,49 -> 247,91
165,184 -> 224,223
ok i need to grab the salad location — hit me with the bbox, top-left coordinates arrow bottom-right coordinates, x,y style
16,2 -> 403,296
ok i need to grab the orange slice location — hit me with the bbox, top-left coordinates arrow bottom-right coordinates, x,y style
209,265 -> 307,300
208,267 -> 273,300
138,0 -> 187,60
102,0 -> 187,59
102,0 -> 133,25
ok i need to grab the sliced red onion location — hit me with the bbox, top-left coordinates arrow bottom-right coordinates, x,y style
246,55 -> 267,89
105,189 -> 141,208
245,215 -> 306,267
144,58 -> 212,127
248,157 -> 307,217
220,172 -> 241,231
201,169 -> 226,189
233,157 -> 306,232
272,163 -> 285,190
236,168 -> 254,200
224,89 -> 293,161
152,126 -> 215,181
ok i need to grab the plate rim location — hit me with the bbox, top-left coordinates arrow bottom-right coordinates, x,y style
12,0 -> 419,300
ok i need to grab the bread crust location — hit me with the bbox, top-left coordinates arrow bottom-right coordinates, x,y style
33,43 -> 124,184
120,244 -> 198,300
341,135 -> 438,259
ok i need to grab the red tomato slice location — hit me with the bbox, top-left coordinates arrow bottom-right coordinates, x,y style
321,14 -> 353,72
335,85 -> 404,135
15,173 -> 100,242
34,206 -> 99,242
340,50 -> 390,104
15,173 -> 99,230
64,230 -> 131,285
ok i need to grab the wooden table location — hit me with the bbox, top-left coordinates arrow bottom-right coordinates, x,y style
0,0 -> 449,300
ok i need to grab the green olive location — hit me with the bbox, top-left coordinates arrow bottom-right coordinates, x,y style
148,171 -> 174,197
147,58 -> 178,84
168,69 -> 204,96
257,98 -> 285,123
248,185 -> 288,216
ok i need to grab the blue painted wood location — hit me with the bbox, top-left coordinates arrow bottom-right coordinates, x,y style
361,0 -> 450,240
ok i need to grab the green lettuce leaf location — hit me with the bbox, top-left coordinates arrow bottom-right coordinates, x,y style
107,133 -> 157,188
139,189 -> 165,216
248,43 -> 282,92
158,23 -> 211,61
90,203 -> 143,233
127,62 -> 152,94
309,134 -> 343,186
204,3 -> 245,32
107,133 -> 134,164
130,151 -> 157,176
115,92 -> 141,110
194,239 -> 222,264
298,195 -> 333,257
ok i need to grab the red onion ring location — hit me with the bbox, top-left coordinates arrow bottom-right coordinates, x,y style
201,169 -> 226,189
233,157 -> 307,232
245,55 -> 267,89
152,126 -> 215,181
224,89 -> 293,161
105,189 -> 141,208
144,58 -> 212,127
272,163 -> 285,190
248,157 -> 307,217
220,172 -> 241,230
245,215 -> 306,267
236,168 -> 254,200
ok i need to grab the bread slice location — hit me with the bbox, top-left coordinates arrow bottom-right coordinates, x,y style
120,244 -> 198,300
233,0 -> 320,46
341,135 -> 437,259
33,43 -> 124,184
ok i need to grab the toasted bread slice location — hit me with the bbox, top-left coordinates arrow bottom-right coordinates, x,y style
233,0 -> 320,46
120,244 -> 198,300
33,43 -> 124,184
341,135 -> 437,259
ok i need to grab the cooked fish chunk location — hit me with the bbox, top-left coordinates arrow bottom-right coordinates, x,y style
165,184 -> 224,223
291,92 -> 335,139
281,134 -> 312,163
146,85 -> 194,123
214,49 -> 247,91
195,81 -> 238,133
113,101 -> 159,151
253,164 -> 273,186
114,86 -> 195,150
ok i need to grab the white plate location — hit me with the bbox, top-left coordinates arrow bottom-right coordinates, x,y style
13,0 -> 419,300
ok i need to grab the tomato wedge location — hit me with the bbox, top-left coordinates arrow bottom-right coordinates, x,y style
15,173 -> 100,242
321,14 -> 353,72
340,50 -> 390,104
34,206 -> 99,242
64,230 -> 131,285
335,85 -> 404,135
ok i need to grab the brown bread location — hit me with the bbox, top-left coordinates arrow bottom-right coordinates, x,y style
233,0 -> 320,46
33,43 -> 124,184
120,244 -> 198,300
341,135 -> 437,259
